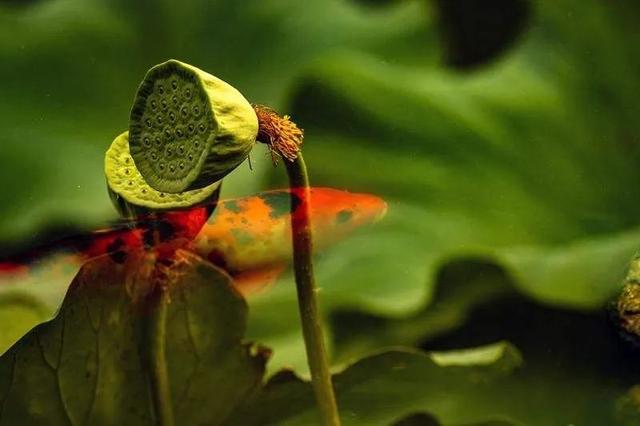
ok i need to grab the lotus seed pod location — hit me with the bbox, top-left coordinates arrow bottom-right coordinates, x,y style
129,59 -> 258,193
105,131 -> 221,218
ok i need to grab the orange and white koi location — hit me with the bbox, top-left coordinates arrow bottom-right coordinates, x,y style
0,188 -> 387,294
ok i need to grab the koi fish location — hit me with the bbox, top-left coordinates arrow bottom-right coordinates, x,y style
0,188 -> 387,295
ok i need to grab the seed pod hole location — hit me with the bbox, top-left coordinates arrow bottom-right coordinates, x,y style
145,119 -> 152,128
161,99 -> 168,110
159,163 -> 165,171
187,123 -> 195,134
166,147 -> 173,157
169,112 -> 176,123
172,95 -> 178,104
107,131 -> 223,212
179,144 -> 185,154
158,84 -> 164,94
171,80 -> 178,90
176,128 -> 184,138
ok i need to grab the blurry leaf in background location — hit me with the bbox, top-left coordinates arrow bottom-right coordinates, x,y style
0,253 -> 78,352
436,0 -> 531,69
615,385 -> 640,426
247,0 -> 640,368
337,261 -> 640,425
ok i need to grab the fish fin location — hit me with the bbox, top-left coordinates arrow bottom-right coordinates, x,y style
232,263 -> 287,296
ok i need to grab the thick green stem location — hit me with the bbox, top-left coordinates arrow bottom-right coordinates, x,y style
145,287 -> 175,426
284,153 -> 341,426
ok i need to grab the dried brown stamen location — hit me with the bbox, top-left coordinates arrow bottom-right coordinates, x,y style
253,104 -> 304,163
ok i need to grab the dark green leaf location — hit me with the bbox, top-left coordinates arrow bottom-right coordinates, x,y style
227,342 -> 522,426
0,250 -> 267,424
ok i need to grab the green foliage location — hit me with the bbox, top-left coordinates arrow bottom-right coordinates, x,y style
0,252 -> 267,424
228,342 -> 521,426
247,0 -> 640,371
0,253 -> 524,425
3,0 -> 640,423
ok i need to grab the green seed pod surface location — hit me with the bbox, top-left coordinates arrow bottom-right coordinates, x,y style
105,131 -> 221,217
129,59 -> 258,193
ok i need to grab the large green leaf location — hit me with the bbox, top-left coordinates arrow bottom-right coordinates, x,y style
0,250 -> 268,424
227,342 -> 522,426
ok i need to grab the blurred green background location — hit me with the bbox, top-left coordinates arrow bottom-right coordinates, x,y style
2,0 -> 640,423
